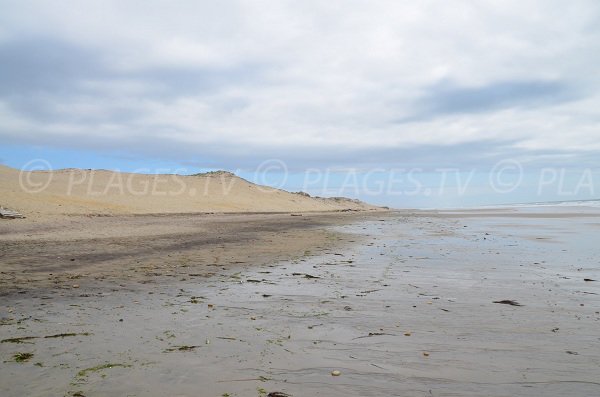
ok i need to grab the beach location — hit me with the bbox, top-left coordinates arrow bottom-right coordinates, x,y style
1,208 -> 599,396
3,2 -> 599,395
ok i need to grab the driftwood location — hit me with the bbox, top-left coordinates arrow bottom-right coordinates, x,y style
0,206 -> 25,219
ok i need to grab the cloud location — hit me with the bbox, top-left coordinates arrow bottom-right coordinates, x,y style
400,79 -> 581,122
0,38 -> 100,95
0,0 -> 599,172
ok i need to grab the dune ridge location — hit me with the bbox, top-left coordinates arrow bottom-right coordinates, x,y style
0,165 -> 381,218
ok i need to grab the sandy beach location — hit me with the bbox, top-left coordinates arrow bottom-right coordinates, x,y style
3,2 -> 599,395
1,207 -> 599,396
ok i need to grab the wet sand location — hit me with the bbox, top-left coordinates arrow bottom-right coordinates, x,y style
1,209 -> 600,396
0,212 -> 374,295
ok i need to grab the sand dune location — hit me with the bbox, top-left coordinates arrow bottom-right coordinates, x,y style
0,165 -> 380,217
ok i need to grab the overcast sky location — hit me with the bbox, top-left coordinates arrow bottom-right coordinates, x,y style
1,1 -> 599,206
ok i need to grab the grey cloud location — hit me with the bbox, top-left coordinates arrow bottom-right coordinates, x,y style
0,37 -> 265,95
0,37 -> 262,123
0,38 -> 102,95
136,64 -> 266,97
398,80 -> 581,123
7,125 -> 598,173
114,137 -> 518,171
0,38 -> 128,123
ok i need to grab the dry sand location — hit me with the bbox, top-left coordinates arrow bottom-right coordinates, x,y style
1,206 -> 599,396
0,165 -> 379,218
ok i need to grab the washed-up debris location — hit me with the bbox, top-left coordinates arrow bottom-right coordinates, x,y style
584,278 -> 596,282
159,330 -> 175,340
423,352 -> 430,357
76,363 -> 131,378
218,376 -> 272,383
0,207 -> 25,219
354,332 -> 394,339
291,273 -> 320,279
493,300 -> 523,306
45,332 -> 90,339
331,370 -> 341,376
267,392 -> 291,397
11,352 -> 34,362
164,345 -> 200,352
1,336 -> 37,344
1,316 -> 33,327
2,332 -> 90,343
360,289 -> 381,294
566,350 -> 579,355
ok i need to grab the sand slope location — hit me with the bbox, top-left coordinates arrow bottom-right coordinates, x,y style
0,165 -> 379,217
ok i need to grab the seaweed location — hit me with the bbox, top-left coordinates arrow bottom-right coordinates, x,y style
12,352 -> 34,362
1,332 -> 90,344
44,332 -> 90,339
493,300 -> 523,306
163,345 -> 200,352
1,336 -> 38,344
76,363 -> 131,378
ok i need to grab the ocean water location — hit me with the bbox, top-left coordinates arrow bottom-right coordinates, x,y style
512,199 -> 600,207
469,199 -> 600,211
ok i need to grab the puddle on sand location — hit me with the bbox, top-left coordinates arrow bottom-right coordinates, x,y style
1,215 -> 599,396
